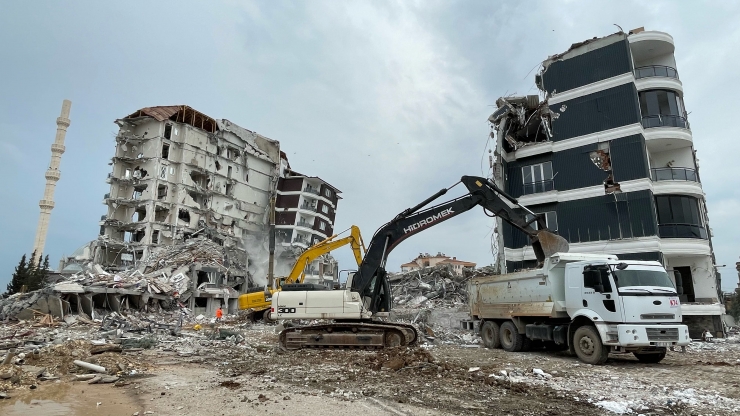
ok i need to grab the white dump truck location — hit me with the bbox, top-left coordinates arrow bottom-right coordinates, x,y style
469,253 -> 690,364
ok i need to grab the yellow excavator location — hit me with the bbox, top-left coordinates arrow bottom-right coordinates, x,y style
237,225 -> 365,319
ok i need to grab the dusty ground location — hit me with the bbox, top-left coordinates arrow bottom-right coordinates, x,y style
2,322 -> 739,415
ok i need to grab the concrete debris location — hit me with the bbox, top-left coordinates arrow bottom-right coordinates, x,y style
389,264 -> 470,308
488,95 -> 560,152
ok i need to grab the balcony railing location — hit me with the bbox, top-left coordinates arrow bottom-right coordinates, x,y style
297,220 -> 314,228
522,179 -> 555,195
641,115 -> 689,129
658,224 -> 708,239
651,167 -> 699,182
634,65 -> 679,80
303,187 -> 320,195
300,204 -> 317,212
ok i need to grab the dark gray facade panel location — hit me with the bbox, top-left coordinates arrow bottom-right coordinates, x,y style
610,134 -> 650,182
542,39 -> 633,94
551,144 -> 605,191
503,190 -> 657,249
550,83 -> 642,142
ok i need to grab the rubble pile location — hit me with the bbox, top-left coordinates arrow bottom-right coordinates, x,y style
389,264 -> 470,308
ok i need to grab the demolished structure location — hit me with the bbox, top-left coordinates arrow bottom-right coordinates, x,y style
490,28 -> 724,337
400,253 -> 476,276
44,105 -> 342,317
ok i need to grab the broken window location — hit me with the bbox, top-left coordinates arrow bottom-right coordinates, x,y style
132,184 -> 147,200
164,124 -> 172,139
227,166 -> 232,179
133,206 -> 146,222
225,183 -> 233,196
522,162 -> 554,195
132,230 -> 145,243
526,212 -> 558,232
154,207 -> 169,222
152,230 -> 160,244
124,168 -> 131,179
162,143 -> 170,159
215,160 -> 221,171
157,184 -> 167,200
226,148 -> 240,160
178,209 -> 191,223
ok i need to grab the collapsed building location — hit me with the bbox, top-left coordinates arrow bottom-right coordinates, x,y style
49,105 -> 341,317
490,28 -> 724,337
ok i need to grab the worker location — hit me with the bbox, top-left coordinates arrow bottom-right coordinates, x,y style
216,305 -> 224,322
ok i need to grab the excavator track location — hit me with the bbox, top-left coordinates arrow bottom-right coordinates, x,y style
279,321 -> 418,350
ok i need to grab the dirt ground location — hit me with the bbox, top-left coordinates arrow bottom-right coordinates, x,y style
2,324 -> 739,415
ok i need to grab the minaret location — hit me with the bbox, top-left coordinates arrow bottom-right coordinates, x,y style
32,99 -> 71,263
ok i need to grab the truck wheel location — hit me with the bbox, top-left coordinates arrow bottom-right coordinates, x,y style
481,321 -> 500,349
499,321 -> 526,352
572,326 -> 608,365
633,350 -> 666,364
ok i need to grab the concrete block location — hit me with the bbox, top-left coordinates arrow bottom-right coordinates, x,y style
47,296 -> 64,319
79,294 -> 93,317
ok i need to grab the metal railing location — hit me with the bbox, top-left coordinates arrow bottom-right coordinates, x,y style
303,187 -> 320,195
300,204 -> 317,212
641,115 -> 689,129
634,65 -> 679,80
522,179 -> 555,195
297,220 -> 314,228
651,167 -> 699,182
658,224 -> 708,239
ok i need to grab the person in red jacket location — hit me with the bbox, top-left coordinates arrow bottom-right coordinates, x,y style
215,305 -> 224,322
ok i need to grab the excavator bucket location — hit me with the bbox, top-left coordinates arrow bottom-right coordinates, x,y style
533,230 -> 569,260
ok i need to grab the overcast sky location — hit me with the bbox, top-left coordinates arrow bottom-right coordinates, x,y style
1,1 -> 738,293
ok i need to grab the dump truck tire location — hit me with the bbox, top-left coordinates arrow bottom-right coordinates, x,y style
573,326 -> 608,365
481,321 -> 500,349
500,321 -> 526,352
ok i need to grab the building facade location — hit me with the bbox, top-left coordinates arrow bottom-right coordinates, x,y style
400,252 -> 476,276
275,169 -> 341,286
492,29 -> 724,337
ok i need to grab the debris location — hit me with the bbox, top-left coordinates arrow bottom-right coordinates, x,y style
90,344 -> 123,355
2,348 -> 16,365
74,360 -> 107,373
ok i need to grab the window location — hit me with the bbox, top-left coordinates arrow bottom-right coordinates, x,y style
639,90 -> 687,128
164,124 -> 172,139
227,166 -> 232,179
655,195 -> 706,239
321,205 -> 329,214
157,185 -> 167,200
159,167 -> 167,179
161,143 -> 170,159
319,221 -> 326,231
324,188 -> 332,198
526,211 -> 558,232
521,162 -> 554,194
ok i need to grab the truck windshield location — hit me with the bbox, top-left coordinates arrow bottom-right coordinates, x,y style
612,268 -> 675,289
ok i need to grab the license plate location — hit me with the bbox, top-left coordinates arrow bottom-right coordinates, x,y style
655,342 -> 672,347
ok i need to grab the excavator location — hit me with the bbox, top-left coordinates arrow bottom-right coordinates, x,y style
272,175 -> 570,349
237,225 -> 366,320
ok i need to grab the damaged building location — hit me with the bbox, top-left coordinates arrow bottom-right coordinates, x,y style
491,29 -> 724,337
54,105 -> 341,315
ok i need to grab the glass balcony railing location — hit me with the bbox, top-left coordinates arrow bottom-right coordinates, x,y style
634,65 -> 679,80
297,220 -> 314,228
522,179 -> 555,195
300,204 -> 317,212
641,115 -> 689,129
658,224 -> 708,239
650,167 -> 699,182
303,187 -> 320,195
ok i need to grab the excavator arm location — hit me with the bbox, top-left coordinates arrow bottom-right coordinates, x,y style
282,225 -> 366,286
351,175 -> 569,314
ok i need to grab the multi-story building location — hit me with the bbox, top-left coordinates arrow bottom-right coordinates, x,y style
400,253 -> 476,276
491,28 -> 724,337
98,105 -> 281,267
275,169 -> 341,287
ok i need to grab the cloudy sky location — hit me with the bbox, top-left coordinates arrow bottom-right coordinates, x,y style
1,1 -> 738,292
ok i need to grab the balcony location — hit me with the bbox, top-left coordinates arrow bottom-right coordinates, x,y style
651,167 -> 698,182
634,65 -> 679,80
300,204 -> 317,212
641,115 -> 688,129
303,187 -> 320,195
297,219 -> 314,228
658,224 -> 708,239
522,179 -> 554,196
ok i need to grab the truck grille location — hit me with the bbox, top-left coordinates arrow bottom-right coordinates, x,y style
646,327 -> 678,341
641,314 -> 675,320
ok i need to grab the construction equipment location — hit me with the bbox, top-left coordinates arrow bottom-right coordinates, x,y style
238,225 -> 366,319
272,175 -> 569,349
